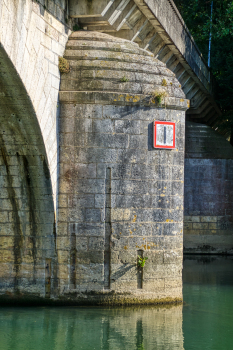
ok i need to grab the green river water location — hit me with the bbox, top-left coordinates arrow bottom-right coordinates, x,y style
0,255 -> 233,350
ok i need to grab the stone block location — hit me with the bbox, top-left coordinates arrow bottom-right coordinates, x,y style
164,249 -> 183,264
76,251 -> 104,264
164,236 -> 183,250
56,237 -> 70,250
129,135 -> 147,150
144,250 -> 163,264
209,222 -> 217,230
94,194 -> 105,209
110,280 -> 137,291
112,194 -> 151,209
69,223 -> 104,237
75,118 -> 93,133
88,237 -> 104,251
76,237 -> 88,251
111,209 -> 131,222
68,194 -> 95,208
111,164 -> 132,179
147,237 -> 162,251
111,250 -> 137,264
183,222 -> 192,230
184,216 -> 200,222
111,179 -> 149,195
118,149 -> 147,164
73,179 -> 105,194
111,236 -> 129,251
128,236 -> 147,250
57,250 -> 70,264
112,222 -> 153,238
76,263 -> 103,283
82,104 -> 103,119
143,279 -> 165,291
76,148 -> 118,163
165,278 -> 182,289
0,212 -> 8,222
87,133 -> 129,149
193,222 -> 208,230
115,120 -> 141,134
85,209 -> 103,223
183,229 -> 199,235
111,263 -> 137,281
93,120 -> 114,133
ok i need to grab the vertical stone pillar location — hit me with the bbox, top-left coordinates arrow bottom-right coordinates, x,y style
58,31 -> 189,304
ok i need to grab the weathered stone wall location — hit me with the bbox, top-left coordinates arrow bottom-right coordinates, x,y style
0,0 -> 72,200
57,31 -> 188,304
0,0 -> 74,299
35,0 -> 67,23
0,46 -> 56,297
184,122 -> 233,254
0,1 -> 190,303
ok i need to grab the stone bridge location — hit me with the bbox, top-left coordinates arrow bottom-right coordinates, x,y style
69,0 -> 221,127
0,0 -> 232,304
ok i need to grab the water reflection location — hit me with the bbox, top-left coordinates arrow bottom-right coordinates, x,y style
2,256 -> 233,349
183,255 -> 233,350
0,305 -> 184,350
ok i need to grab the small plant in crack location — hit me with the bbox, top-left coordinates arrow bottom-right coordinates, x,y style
150,89 -> 168,105
137,256 -> 148,268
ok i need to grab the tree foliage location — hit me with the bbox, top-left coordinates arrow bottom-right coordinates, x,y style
175,0 -> 233,130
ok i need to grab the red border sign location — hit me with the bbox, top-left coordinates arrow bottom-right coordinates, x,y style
153,121 -> 176,149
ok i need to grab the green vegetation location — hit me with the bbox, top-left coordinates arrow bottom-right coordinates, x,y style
150,90 -> 168,105
137,256 -> 148,268
175,0 -> 233,138
73,24 -> 83,31
120,76 -> 129,82
58,57 -> 70,74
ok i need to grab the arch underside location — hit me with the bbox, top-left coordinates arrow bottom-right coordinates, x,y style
0,45 -> 55,297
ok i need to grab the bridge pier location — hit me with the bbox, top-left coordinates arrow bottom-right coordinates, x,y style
57,31 -> 188,304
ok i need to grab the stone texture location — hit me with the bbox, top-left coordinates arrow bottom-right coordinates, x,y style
0,0 -> 73,300
184,122 -> 233,254
0,43 -> 57,297
0,2 -> 190,304
57,31 -> 188,304
0,0 -> 72,202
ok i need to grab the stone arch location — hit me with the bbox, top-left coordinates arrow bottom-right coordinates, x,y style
0,0 -> 72,201
0,45 -> 56,298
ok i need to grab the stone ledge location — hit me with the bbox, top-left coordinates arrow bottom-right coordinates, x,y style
0,291 -> 182,306
59,91 -> 189,110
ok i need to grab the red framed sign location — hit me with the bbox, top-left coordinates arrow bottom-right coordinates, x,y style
153,121 -> 176,149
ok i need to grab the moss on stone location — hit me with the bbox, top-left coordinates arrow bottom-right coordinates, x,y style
59,57 -> 70,73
